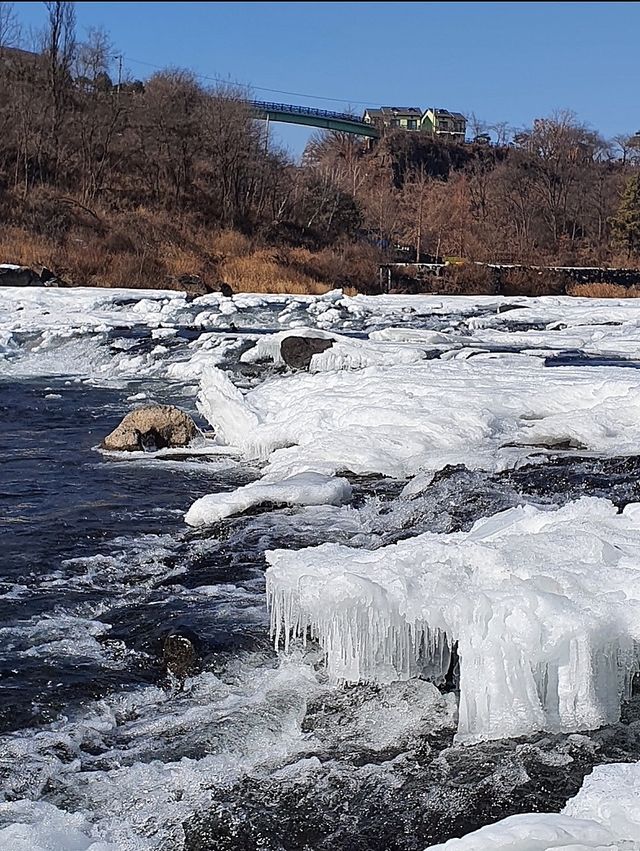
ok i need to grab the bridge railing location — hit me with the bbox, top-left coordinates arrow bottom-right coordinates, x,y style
248,100 -> 370,127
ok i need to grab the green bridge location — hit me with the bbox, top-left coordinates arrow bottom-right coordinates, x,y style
248,100 -> 380,138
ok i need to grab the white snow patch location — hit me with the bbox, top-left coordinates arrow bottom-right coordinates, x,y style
426,761 -> 640,850
197,357 -> 640,480
424,812 -> 615,850
185,472 -> 352,526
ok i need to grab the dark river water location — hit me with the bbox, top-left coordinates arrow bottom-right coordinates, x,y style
1,324 -> 640,849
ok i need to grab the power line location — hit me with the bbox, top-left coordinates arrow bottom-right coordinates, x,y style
120,54 -> 383,108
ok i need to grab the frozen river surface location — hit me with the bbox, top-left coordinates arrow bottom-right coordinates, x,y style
2,286 -> 640,850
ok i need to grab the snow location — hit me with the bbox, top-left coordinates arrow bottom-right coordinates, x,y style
267,498 -> 640,743
197,355 -> 640,480
426,762 -> 640,850
424,813 -> 614,850
562,761 -> 640,841
185,472 -> 352,526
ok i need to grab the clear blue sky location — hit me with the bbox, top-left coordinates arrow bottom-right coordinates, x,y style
12,1 -> 640,158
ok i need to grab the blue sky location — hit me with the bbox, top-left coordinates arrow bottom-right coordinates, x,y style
11,1 -> 640,158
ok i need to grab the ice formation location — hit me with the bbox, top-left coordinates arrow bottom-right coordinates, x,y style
267,498 -> 640,743
6,286 -> 640,847
185,472 -> 352,526
197,356 -> 640,480
426,761 -> 640,849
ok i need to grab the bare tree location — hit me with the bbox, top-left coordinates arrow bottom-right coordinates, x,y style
303,130 -> 367,197
75,25 -> 112,89
398,166 -> 430,260
612,133 -> 640,166
489,121 -> 513,146
43,1 -> 76,182
0,1 -> 20,48
466,112 -> 489,140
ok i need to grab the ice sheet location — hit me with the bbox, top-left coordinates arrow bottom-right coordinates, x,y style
197,356 -> 640,480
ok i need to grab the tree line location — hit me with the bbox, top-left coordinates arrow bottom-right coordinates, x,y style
0,0 -> 639,293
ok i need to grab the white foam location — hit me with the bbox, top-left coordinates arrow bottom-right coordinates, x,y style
0,801 -> 119,851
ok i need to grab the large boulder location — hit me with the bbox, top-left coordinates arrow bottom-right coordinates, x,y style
280,335 -> 334,370
101,405 -> 201,452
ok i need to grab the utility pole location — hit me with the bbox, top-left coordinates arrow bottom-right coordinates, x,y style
117,54 -> 123,95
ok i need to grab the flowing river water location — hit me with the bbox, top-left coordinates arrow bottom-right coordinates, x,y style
1,287 -> 640,850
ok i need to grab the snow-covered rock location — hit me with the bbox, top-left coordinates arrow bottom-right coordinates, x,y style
426,761 -> 640,850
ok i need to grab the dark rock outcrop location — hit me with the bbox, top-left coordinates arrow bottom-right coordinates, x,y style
219,282 -> 234,298
280,335 -> 334,370
0,264 -> 62,287
101,405 -> 201,452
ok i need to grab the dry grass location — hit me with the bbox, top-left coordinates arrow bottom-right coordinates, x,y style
210,229 -> 253,259
0,193 -> 370,294
158,243 -> 207,279
0,227 -> 55,269
566,282 -> 640,299
220,250 -> 334,294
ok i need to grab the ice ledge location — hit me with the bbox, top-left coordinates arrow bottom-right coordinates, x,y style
266,498 -> 640,744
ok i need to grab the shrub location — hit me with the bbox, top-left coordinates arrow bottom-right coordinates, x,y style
501,267 -> 567,296
566,282 -> 638,298
436,262 -> 497,295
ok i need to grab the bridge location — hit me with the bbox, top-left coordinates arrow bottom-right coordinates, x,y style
248,100 -> 380,138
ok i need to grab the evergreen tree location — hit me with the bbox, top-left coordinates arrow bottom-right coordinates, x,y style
611,173 -> 640,258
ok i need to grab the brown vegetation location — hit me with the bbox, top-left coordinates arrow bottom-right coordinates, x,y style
565,282 -> 640,299
1,2 -> 640,296
500,268 -> 567,297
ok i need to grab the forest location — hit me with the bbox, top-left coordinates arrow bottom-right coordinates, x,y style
1,1 -> 640,295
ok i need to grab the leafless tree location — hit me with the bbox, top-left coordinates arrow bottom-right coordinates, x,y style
0,1 -> 20,48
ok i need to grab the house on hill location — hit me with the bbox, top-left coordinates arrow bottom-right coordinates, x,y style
363,107 -> 423,132
363,105 -> 467,141
422,108 -> 467,141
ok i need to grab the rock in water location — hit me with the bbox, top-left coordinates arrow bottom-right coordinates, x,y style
101,405 -> 201,452
280,336 -> 334,370
162,633 -> 197,680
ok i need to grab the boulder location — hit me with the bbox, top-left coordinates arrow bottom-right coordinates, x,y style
280,335 -> 334,370
101,404 -> 201,452
219,282 -> 234,298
